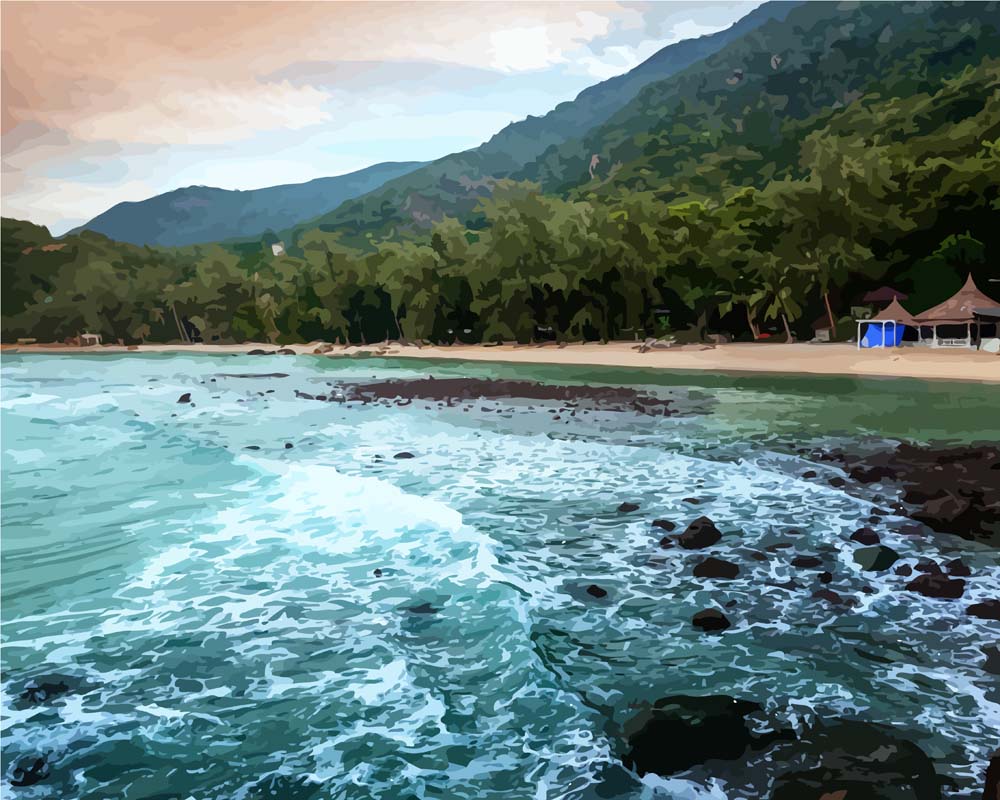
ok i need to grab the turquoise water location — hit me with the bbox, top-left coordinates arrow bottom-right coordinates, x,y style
2,354 -> 998,799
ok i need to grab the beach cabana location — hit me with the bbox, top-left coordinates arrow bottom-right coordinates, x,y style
863,286 -> 909,307
856,298 -> 916,349
973,306 -> 1000,352
913,274 -> 999,348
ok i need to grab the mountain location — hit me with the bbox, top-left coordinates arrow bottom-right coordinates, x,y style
286,1 -> 801,247
71,161 -> 427,247
521,1 -> 1000,199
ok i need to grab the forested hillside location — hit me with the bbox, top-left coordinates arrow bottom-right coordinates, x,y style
283,1 -> 799,248
71,161 -> 426,247
3,1 -> 998,346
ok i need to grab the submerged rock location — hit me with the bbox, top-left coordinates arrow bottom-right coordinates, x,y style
677,516 -> 722,549
853,545 -> 899,572
404,602 -> 439,615
9,756 -> 49,787
622,695 -> 765,777
967,599 -> 1000,621
693,556 -> 740,580
770,720 -> 942,800
617,502 -> 640,513
791,555 -> 823,569
19,674 -> 86,706
312,376 -> 676,416
906,574 -> 965,600
586,584 -> 608,599
692,609 -> 731,633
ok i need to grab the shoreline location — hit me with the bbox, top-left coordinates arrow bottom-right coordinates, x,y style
4,340 -> 1000,384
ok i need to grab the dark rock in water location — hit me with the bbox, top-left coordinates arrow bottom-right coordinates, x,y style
373,568 -> 382,578
284,442 -> 294,450
791,555 -> 823,569
750,551 -> 769,562
829,476 -> 847,488
853,545 -> 899,572
651,519 -> 676,532
244,445 -> 261,451
658,536 -> 673,548
692,609 -> 731,633
915,560 -> 942,575
10,756 -> 49,787
850,527 -> 880,545
985,750 -> 1000,800
622,694 -> 765,777
617,502 -> 640,513
693,556 -> 740,580
19,674 -> 83,706
849,464 -> 897,484
404,602 -> 439,615
945,558 -> 971,577
895,564 -> 913,577
810,443 -> 1000,544
394,452 -> 415,459
906,574 -> 965,599
586,584 -> 608,599
802,470 -> 817,479
967,599 -> 1000,621
322,376 -> 676,416
678,516 -> 722,549
983,645 -> 1000,675
819,571 -> 833,584
812,589 -> 846,605
771,720 -> 942,800
176,392 -> 191,404
682,497 -> 701,505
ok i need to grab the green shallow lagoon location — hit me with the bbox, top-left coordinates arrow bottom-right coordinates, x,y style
2,354 -> 998,799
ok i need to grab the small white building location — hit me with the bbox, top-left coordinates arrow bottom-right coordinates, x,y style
271,242 -> 286,257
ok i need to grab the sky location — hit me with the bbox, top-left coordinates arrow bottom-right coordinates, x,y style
2,1 -> 760,235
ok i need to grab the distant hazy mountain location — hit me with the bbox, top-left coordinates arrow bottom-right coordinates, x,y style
71,161 -> 427,247
288,1 -> 801,245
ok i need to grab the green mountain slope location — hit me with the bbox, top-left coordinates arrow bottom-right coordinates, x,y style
285,1 -> 800,247
524,1 -> 1000,198
70,161 -> 426,247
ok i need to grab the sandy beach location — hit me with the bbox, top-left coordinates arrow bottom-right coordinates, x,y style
5,340 -> 1000,383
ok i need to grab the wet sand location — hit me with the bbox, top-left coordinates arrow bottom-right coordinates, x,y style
4,341 -> 999,383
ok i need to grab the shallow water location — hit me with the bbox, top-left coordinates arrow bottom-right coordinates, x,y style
2,353 -> 998,799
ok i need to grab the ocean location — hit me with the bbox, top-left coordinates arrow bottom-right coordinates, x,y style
2,353 -> 998,799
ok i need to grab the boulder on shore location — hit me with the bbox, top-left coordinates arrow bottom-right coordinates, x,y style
906,574 -> 965,599
622,694 -> 765,777
677,516 -> 723,549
